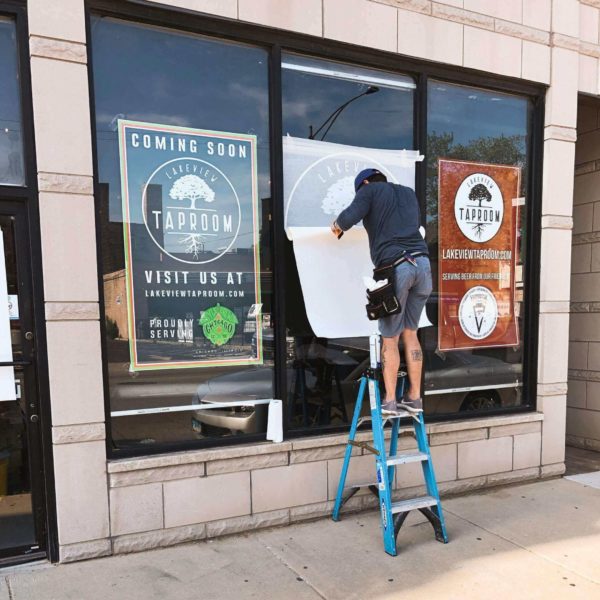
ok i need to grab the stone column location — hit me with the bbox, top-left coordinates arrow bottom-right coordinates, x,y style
537,1 -> 581,476
27,0 -> 110,561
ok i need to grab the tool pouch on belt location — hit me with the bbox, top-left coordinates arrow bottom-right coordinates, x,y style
365,263 -> 402,321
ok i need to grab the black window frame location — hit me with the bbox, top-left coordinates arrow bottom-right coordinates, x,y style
86,0 -> 545,460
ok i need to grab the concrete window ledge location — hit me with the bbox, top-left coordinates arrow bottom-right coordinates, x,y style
107,411 -> 545,482
426,411 -> 543,433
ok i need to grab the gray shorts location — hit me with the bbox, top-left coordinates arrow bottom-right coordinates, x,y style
379,256 -> 432,337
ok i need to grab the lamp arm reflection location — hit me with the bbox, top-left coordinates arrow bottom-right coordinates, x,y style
309,86 -> 379,141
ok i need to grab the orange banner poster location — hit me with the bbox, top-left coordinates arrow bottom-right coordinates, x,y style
438,159 -> 520,351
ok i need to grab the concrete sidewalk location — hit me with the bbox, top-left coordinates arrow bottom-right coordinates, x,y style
1,477 -> 599,599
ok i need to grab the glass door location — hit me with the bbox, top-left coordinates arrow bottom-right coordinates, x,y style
0,203 -> 45,561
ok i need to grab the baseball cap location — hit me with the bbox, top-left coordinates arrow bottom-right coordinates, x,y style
354,168 -> 382,192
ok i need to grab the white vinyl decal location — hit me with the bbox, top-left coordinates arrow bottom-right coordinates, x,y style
283,136 -> 428,338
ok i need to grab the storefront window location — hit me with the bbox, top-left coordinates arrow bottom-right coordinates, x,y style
424,81 -> 530,414
0,17 -> 25,186
281,54 -> 415,432
91,18 -> 272,450
91,16 -> 537,453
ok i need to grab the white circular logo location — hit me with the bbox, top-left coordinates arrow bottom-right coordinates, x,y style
142,157 -> 241,265
454,173 -> 504,243
458,286 -> 498,340
285,152 -> 396,229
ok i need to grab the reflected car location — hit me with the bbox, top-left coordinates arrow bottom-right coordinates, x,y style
191,346 -> 522,436
423,350 -> 521,414
191,368 -> 273,436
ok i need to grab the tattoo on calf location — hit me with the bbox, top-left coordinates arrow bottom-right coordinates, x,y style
381,345 -> 386,368
410,349 -> 423,362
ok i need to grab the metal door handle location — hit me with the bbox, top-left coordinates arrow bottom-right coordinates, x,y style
30,414 -> 39,423
0,361 -> 32,367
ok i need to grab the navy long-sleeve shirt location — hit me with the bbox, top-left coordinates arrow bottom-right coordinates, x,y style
336,181 -> 428,268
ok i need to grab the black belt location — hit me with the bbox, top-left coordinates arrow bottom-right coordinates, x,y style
389,251 -> 428,268
374,251 -> 428,280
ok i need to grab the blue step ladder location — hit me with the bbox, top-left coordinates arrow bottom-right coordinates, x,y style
332,334 -> 448,556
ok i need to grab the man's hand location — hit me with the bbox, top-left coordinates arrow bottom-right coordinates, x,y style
331,221 -> 343,239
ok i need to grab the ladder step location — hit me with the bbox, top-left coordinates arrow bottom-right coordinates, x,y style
391,495 -> 437,514
359,411 -> 411,424
345,480 -> 377,489
386,451 -> 429,466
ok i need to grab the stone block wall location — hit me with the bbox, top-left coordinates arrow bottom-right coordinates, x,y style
103,414 -> 559,558
568,100 -> 600,452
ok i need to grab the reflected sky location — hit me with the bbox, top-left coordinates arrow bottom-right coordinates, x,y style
0,17 -> 25,186
428,81 -> 528,146
0,18 -> 21,126
282,53 -> 414,150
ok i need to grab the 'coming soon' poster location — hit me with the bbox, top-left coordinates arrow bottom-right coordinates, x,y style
118,120 -> 262,371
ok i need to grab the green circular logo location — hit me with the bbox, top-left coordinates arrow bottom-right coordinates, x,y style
199,303 -> 238,346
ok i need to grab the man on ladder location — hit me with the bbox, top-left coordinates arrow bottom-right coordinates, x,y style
331,168 -> 431,413
330,168 -> 448,556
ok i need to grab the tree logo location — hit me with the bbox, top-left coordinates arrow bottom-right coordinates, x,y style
458,286 -> 498,340
321,175 -> 355,215
454,173 -> 504,243
169,174 -> 215,209
168,175 -> 217,259
142,157 -> 241,265
199,303 -> 238,346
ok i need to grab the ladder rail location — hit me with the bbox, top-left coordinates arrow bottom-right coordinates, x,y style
414,412 -> 449,542
386,373 -> 407,485
332,376 -> 367,521
369,374 -> 398,557
387,417 -> 400,487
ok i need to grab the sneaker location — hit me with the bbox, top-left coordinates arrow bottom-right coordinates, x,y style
398,396 -> 423,413
381,400 -> 401,415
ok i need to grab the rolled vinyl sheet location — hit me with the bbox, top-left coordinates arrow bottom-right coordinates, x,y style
283,136 -> 430,339
289,226 -> 432,338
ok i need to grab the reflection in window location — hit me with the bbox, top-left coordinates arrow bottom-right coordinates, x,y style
0,18 -> 25,186
91,18 -> 272,450
282,54 -> 414,148
424,81 -> 530,415
282,54 -> 415,432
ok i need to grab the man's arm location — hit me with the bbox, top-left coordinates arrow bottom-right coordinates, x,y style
335,185 -> 372,231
